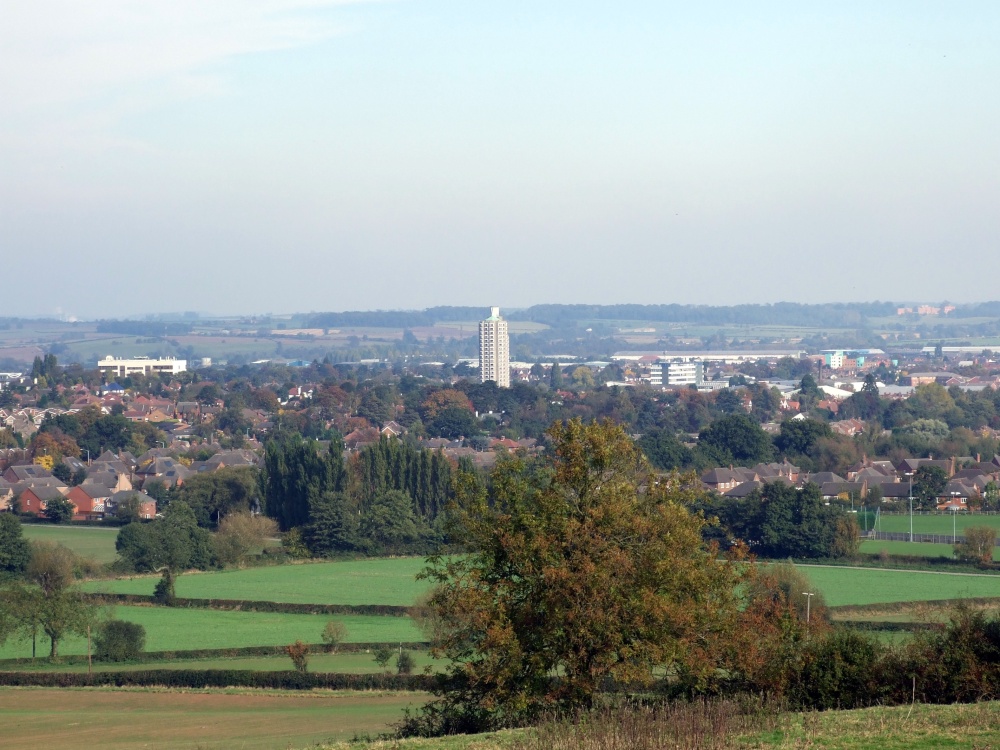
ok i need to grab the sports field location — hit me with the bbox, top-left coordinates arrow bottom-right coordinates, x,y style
859,539 -> 1000,561
0,606 -> 423,660
82,557 -> 431,605
0,687 -> 429,750
21,524 -> 120,564
799,565 -> 1000,607
870,513 -> 1000,536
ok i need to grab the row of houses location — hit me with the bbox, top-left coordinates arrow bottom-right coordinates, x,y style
702,456 -> 1000,510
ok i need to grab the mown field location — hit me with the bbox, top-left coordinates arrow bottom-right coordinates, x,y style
0,687 -> 430,750
0,606 -> 422,660
870,512 -> 1000,535
22,524 -> 120,564
798,565 -> 1000,607
858,538 -> 1000,560
82,558 -> 431,605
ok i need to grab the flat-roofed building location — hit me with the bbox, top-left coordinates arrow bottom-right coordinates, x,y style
479,307 -> 510,388
98,356 -> 187,378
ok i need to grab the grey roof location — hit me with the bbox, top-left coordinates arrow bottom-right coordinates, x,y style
724,480 -> 762,498
820,482 -> 865,497
805,472 -> 845,485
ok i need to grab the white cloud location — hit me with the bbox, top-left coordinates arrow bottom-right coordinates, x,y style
1,1 -> 370,114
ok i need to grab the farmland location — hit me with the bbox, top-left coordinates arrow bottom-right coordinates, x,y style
22,524 -> 120,564
0,606 -> 422,660
82,557 -> 431,606
797,564 -> 1000,607
0,688 -> 430,750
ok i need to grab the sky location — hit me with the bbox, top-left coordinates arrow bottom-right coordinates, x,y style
3,1 -> 999,318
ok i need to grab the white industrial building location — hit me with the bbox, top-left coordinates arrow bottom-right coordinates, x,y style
97,356 -> 187,378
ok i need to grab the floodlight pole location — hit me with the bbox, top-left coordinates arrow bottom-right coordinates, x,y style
908,473 -> 914,543
803,592 -> 815,624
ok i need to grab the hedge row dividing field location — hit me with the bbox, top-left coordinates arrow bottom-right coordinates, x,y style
82,557 -> 431,605
84,593 -> 412,616
0,606 -> 423,660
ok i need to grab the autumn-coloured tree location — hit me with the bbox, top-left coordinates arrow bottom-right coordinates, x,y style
955,526 -> 996,564
416,419 -> 755,733
420,389 -> 474,421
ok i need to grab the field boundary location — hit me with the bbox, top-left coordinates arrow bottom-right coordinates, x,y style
0,641 -> 431,669
81,593 -> 413,616
0,669 -> 436,691
830,596 -> 1000,616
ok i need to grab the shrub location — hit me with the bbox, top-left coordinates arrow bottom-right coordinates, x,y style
321,621 -> 348,653
955,527 -> 996,564
788,629 -> 889,709
152,569 -> 176,606
286,641 -> 309,673
373,645 -> 394,670
396,650 -> 415,675
93,620 -> 146,662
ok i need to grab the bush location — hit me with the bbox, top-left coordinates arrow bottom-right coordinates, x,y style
93,620 -> 146,662
396,650 -> 415,675
373,645 -> 394,670
286,641 -> 309,673
788,629 -> 889,709
955,526 -> 996,564
152,569 -> 176,606
321,621 -> 348,653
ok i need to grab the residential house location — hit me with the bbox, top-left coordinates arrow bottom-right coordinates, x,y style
66,484 -> 113,521
18,485 -> 69,516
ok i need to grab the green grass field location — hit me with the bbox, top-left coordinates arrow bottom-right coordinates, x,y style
0,687 -> 429,750
82,558 -> 431,605
859,539 -> 1000,561
0,606 -> 422,660
869,513 -> 1000,536
22,524 -> 120,564
799,565 -> 1000,607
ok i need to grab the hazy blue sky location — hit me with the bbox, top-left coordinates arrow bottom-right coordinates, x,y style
3,2 -> 999,318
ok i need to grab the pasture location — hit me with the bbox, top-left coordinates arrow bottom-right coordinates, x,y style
0,687 -> 429,750
22,524 -> 120,564
798,565 -> 1000,607
0,606 -> 422,660
82,557 -> 431,605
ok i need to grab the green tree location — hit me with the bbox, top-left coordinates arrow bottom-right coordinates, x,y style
637,428 -> 693,471
913,465 -> 948,510
262,435 -> 347,531
42,496 -> 75,524
955,526 -> 995,564
302,492 -> 358,556
360,490 -> 423,552
774,418 -> 832,457
697,414 -> 774,465
549,361 -> 563,389
321,620 -> 348,653
0,514 -> 31,575
416,419 -> 752,732
115,501 -> 215,574
25,542 -> 102,658
93,620 -> 146,661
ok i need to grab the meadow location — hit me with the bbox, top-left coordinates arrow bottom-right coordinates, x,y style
0,687 -> 430,750
0,606 -> 423,660
82,557 -> 431,606
22,524 -> 120,564
798,564 -> 1000,607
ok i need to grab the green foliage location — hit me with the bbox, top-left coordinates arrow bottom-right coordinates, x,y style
355,437 -> 453,522
360,490 -> 425,553
955,526 -> 996,563
717,482 -> 850,559
417,419 -> 752,732
774,418 -> 832,457
262,435 -> 347,531
115,501 -> 215,573
373,645 -> 394,670
637,428 -> 693,471
303,492 -> 358,556
153,569 -> 176,605
0,669 -> 434,690
42,496 -> 75,524
171,466 -> 262,528
698,413 -> 774,465
396,649 -> 415,675
913,465 -> 948,509
320,620 -> 348,653
0,514 -> 31,575
93,619 -> 146,661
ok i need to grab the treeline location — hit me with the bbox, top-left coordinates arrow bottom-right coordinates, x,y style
262,434 -> 459,557
95,320 -> 194,336
305,306 -> 488,329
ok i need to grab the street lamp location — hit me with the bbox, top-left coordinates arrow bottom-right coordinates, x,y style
802,592 -> 815,624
